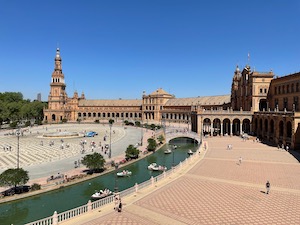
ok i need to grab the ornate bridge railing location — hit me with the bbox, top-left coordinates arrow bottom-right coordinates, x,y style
165,127 -> 200,143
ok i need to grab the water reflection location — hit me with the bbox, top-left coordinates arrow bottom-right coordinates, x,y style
0,138 -> 198,225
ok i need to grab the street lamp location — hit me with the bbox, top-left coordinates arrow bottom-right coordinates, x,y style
140,120 -> 143,146
109,123 -> 112,159
15,127 -> 21,169
172,145 -> 175,168
114,163 -> 119,193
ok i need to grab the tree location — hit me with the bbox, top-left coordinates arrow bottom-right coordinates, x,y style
109,119 -> 114,125
147,138 -> 157,151
157,134 -> 165,144
81,152 -> 106,172
135,121 -> 141,127
125,144 -> 139,160
0,168 -> 29,187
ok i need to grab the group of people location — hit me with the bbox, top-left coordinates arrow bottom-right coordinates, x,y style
278,144 -> 289,152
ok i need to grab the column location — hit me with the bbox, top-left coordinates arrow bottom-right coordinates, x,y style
210,123 -> 213,136
240,122 -> 243,135
230,123 -> 233,136
220,123 -> 223,136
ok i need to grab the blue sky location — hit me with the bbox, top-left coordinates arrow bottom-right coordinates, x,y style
0,0 -> 299,101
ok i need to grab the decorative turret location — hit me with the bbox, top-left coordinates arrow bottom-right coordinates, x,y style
80,92 -> 85,99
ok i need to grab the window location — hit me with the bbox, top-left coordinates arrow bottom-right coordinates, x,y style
278,86 -> 281,94
297,83 -> 299,92
275,99 -> 278,109
275,87 -> 277,94
287,85 -> 290,93
291,83 -> 294,93
264,88 -> 267,93
260,88 -> 263,94
283,98 -> 288,110
294,96 -> 299,111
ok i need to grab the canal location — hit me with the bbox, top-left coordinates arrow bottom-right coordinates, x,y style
0,138 -> 198,225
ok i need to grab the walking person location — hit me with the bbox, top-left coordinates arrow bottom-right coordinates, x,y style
239,156 -> 242,165
266,181 -> 270,194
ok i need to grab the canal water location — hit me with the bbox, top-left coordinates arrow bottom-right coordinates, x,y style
0,138 -> 198,225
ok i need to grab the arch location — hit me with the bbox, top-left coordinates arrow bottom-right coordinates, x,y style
112,113 -> 115,117
286,121 -> 292,138
213,118 -> 221,136
93,112 -> 96,117
259,119 -> 263,137
102,112 -> 106,117
78,112 -> 82,117
52,114 -> 56,121
88,113 -> 91,117
264,119 -> 268,133
83,113 -> 87,117
203,118 -> 211,135
232,118 -> 240,135
242,118 -> 251,134
270,119 -> 274,134
279,121 -> 284,137
223,118 -> 230,136
259,99 -> 268,111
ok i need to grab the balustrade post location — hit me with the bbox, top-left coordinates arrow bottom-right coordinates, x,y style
87,200 -> 92,212
135,183 -> 139,193
53,211 -> 58,225
151,176 -> 154,186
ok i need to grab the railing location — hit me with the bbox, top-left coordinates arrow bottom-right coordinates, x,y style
26,145 -> 200,225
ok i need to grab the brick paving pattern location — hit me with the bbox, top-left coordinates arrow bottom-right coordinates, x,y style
62,136 -> 300,224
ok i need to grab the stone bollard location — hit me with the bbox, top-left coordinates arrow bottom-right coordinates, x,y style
135,183 -> 139,193
53,211 -> 58,225
151,176 -> 154,186
87,200 -> 92,212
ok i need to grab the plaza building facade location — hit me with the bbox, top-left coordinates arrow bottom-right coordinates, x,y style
43,48 -> 300,150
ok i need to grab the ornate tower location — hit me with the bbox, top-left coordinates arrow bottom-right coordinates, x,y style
44,48 -> 68,122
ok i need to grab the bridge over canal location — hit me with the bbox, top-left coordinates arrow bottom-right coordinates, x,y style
164,127 -> 201,144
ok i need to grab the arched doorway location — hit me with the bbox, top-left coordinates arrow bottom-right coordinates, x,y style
223,118 -> 230,136
213,118 -> 221,136
203,118 -> 211,135
242,119 -> 251,134
259,99 -> 268,111
232,118 -> 240,135
52,114 -> 56,122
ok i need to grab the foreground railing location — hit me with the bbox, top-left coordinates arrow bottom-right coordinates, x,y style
25,146 -> 200,225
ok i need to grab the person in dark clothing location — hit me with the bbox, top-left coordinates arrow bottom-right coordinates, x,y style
266,181 -> 270,194
118,201 -> 122,212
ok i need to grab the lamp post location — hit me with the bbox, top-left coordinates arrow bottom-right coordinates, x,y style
109,123 -> 112,159
140,120 -> 143,146
114,163 -> 119,193
16,127 -> 21,169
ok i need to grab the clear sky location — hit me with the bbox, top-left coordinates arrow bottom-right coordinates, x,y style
0,0 -> 299,101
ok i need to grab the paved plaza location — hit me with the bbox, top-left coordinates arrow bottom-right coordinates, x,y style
62,136 -> 300,225
0,123 -> 143,181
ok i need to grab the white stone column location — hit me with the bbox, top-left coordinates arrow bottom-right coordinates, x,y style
220,123 -> 223,136
240,122 -> 243,135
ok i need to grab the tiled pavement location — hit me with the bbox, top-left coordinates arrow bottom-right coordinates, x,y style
64,136 -> 300,225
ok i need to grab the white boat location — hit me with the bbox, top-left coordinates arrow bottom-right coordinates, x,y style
91,188 -> 112,200
164,149 -> 172,154
117,170 -> 132,177
173,145 -> 177,149
187,149 -> 193,155
148,163 -> 167,171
